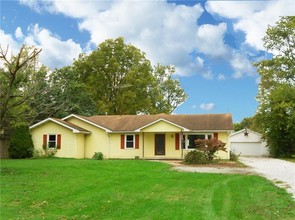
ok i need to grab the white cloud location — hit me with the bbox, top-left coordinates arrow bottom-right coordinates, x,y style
217,74 -> 226,81
20,0 -> 113,18
200,103 -> 215,111
1,25 -> 82,70
23,24 -> 82,69
0,29 -> 21,53
19,0 -> 231,78
231,52 -> 256,78
18,0 -> 288,79
206,0 -> 295,51
196,23 -> 229,57
15,27 -> 24,39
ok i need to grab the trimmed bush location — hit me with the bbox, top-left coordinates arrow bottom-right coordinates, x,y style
8,125 -> 34,159
184,150 -> 208,164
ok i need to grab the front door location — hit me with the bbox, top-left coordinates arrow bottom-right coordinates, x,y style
155,134 -> 165,155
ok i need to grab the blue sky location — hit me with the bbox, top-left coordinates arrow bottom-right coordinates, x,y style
1,0 -> 294,122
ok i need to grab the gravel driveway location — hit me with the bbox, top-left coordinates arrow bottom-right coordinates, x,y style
239,157 -> 295,199
162,158 -> 295,199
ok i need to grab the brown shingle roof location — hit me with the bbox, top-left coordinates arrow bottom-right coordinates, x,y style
74,113 -> 233,132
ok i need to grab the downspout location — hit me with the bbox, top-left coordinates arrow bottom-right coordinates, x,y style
142,132 -> 145,159
83,134 -> 86,159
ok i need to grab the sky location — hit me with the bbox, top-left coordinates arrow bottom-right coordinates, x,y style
1,0 -> 294,122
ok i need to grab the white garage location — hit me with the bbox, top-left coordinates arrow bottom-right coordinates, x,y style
229,129 -> 268,156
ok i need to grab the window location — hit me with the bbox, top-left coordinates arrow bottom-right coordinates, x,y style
125,135 -> 134,149
183,134 -> 213,149
187,134 -> 205,149
48,135 -> 57,148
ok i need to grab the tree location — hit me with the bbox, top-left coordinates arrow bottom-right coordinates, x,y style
47,66 -> 97,118
233,117 -> 254,132
255,17 -> 295,157
74,37 -> 154,115
0,45 -> 42,139
8,124 -> 34,159
73,37 -> 187,115
152,64 -> 188,113
233,116 -> 262,133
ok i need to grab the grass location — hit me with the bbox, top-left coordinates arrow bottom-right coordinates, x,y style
1,159 -> 295,220
280,155 -> 295,163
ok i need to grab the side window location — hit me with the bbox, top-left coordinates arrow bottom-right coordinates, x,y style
48,135 -> 57,148
125,135 -> 134,149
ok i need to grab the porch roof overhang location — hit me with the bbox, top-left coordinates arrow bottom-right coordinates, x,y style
134,118 -> 190,132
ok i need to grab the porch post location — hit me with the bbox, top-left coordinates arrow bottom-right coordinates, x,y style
142,132 -> 145,159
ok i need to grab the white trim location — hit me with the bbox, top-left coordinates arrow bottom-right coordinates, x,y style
63,114 -> 112,132
230,128 -> 262,137
29,118 -> 90,134
135,118 -> 189,132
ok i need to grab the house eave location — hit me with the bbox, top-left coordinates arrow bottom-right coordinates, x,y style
135,118 -> 189,132
63,114 -> 112,133
29,118 -> 90,134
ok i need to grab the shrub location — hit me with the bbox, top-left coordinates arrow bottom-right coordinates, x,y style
93,152 -> 103,160
230,151 -> 240,161
184,150 -> 208,164
195,138 -> 227,161
8,125 -> 34,159
33,149 -> 57,158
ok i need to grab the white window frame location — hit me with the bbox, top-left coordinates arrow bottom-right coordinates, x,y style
48,134 -> 57,148
182,133 -> 213,150
125,134 -> 135,149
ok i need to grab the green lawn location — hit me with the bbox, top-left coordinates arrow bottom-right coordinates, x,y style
1,159 -> 294,220
280,155 -> 295,163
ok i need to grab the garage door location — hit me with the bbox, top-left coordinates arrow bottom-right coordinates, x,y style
231,142 -> 262,156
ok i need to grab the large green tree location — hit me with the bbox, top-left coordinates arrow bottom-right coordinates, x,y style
0,45 -> 43,139
47,66 -> 97,118
73,37 -> 187,115
152,64 -> 188,113
255,16 -> 295,157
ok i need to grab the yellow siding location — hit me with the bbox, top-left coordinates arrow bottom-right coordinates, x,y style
75,134 -> 85,158
143,133 -> 154,158
30,121 -> 84,158
109,134 -> 141,159
34,116 -> 230,160
143,133 -> 182,159
142,121 -> 182,132
66,118 -> 109,158
215,132 -> 230,159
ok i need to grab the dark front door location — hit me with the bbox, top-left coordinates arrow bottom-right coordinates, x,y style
155,134 -> 165,155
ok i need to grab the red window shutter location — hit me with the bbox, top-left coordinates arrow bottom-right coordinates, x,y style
43,134 -> 47,149
121,134 -> 125,149
57,134 -> 61,149
214,132 -> 218,140
135,134 -> 139,149
175,133 -> 180,150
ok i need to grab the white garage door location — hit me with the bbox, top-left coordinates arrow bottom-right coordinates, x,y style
231,142 -> 262,156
